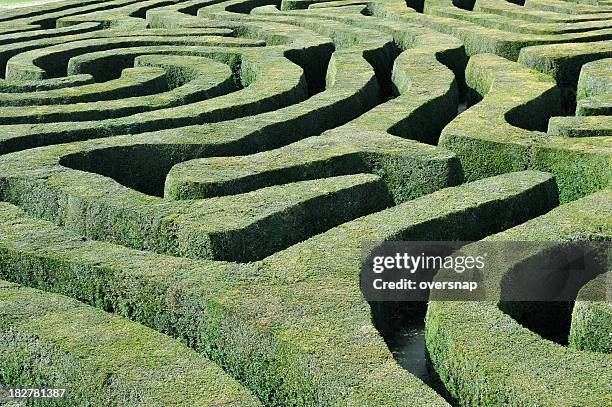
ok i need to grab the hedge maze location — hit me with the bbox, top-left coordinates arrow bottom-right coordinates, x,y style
0,0 -> 609,405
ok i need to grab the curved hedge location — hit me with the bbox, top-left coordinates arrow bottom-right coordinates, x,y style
371,0 -> 612,60
569,272 -> 612,354
164,125 -> 462,202
0,65 -> 168,106
576,58 -> 612,116
426,190 -> 612,407
0,0 -> 609,405
0,171 -> 557,406
0,55 -> 236,123
0,280 -> 262,406
439,53 -> 611,202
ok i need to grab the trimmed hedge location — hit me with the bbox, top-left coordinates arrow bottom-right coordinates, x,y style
0,65 -> 169,106
0,22 -> 102,47
202,6 -> 467,143
474,0 -> 612,24
0,1 -> 609,405
0,137 -> 396,262
0,54 -> 236,123
164,125 -> 463,202
426,0 -> 612,36
0,14 -> 364,154
426,190 -> 612,407
370,0 -> 612,60
578,58 -> 612,101
548,115 -> 612,137
439,53 -> 611,203
518,40 -> 612,90
569,272 -> 612,353
0,171 -> 558,406
576,58 -> 612,116
0,0 -> 150,29
0,46 -> 311,153
525,0 -> 612,15
349,29 -> 462,144
0,280 -> 262,406
56,0 -> 187,29
0,26 -> 233,77
0,8 -> 430,263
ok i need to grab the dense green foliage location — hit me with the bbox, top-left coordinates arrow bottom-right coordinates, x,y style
0,0 -> 609,405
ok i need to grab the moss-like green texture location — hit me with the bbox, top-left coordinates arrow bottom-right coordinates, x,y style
569,272 -> 612,353
0,280 -> 261,406
575,58 -> 612,116
426,190 -> 612,407
370,0 -> 612,60
0,1 -> 610,405
0,171 -> 557,406
164,125 -> 462,203
548,115 -> 612,137
0,139 -> 393,262
0,53 -> 238,122
0,45 -> 312,153
577,58 -> 612,101
439,53 -> 611,203
518,41 -> 612,90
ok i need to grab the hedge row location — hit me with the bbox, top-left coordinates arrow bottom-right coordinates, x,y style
0,26 -> 233,78
348,27 -> 463,144
0,53 -> 236,123
0,65 -> 169,106
547,57 -> 612,136
569,272 -> 612,354
203,5 -> 467,143
0,171 -> 558,406
1,11 -> 376,154
112,41 -> 382,163
162,7 -> 470,203
0,1 -> 419,158
0,22 -> 102,48
0,46 -> 311,154
0,22 -> 104,79
145,0 -> 240,29
0,135 -> 404,262
474,0 -> 612,24
55,0 -> 185,29
524,0 -> 612,15
164,124 -> 462,203
578,93 -> 612,116
370,0 -> 612,60
518,40 -> 612,90
426,189 -> 612,406
426,0 -> 612,36
0,0 -> 147,29
438,53 -> 611,202
0,4 -> 434,264
0,7 -> 423,263
0,0 -> 119,22
0,280 -> 262,406
547,115 -> 612,137
576,58 -> 612,116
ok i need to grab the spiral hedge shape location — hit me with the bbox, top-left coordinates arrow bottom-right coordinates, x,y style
0,0 -> 609,405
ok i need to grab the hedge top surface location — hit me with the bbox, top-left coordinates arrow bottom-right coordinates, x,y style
439,53 -> 611,202
0,170 -> 558,406
0,279 -> 262,406
426,190 -> 612,406
569,272 -> 612,354
0,0 -> 610,405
